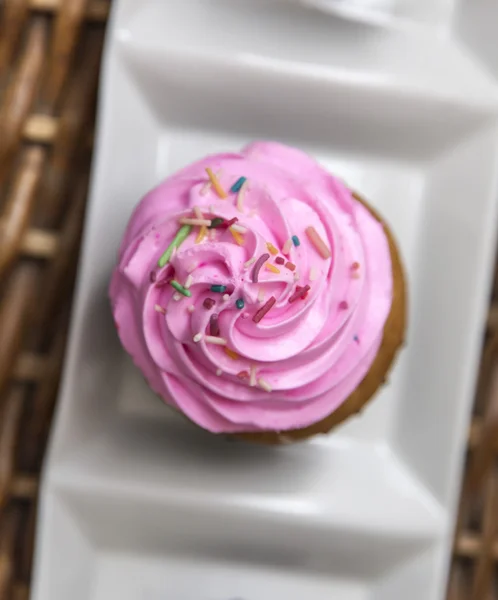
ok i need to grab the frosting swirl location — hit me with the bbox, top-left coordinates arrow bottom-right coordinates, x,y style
110,142 -> 393,433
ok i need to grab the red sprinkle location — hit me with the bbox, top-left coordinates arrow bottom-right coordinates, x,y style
253,296 -> 276,323
285,261 -> 296,272
289,285 -> 310,303
351,262 -> 360,270
225,284 -> 235,296
220,217 -> 239,229
209,313 -> 220,336
203,298 -> 216,310
275,256 -> 285,265
237,370 -> 249,380
252,253 -> 270,283
339,301 -> 349,310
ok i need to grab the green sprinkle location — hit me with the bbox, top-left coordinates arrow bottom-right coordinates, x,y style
170,280 -> 192,297
158,225 -> 192,267
236,298 -> 244,309
208,217 -> 224,229
211,284 -> 227,293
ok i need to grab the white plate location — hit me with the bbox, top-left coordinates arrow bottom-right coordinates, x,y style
31,1 -> 498,599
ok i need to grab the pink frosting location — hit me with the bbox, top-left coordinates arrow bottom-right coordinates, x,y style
109,142 -> 393,433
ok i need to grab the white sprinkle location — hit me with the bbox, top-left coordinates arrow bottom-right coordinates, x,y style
244,257 -> 256,269
237,180 -> 248,213
222,294 -> 230,302
309,267 -> 318,281
193,206 -> 203,219
187,305 -> 195,313
249,365 -> 257,387
209,229 -> 216,240
209,204 -> 216,214
187,263 -> 197,273
282,239 -> 292,255
171,247 -> 177,260
179,217 -> 212,227
231,223 -> 247,234
258,378 -> 272,393
352,271 -> 360,279
293,272 -> 299,282
173,293 -> 182,301
257,288 -> 265,303
193,333 -> 203,343
204,335 -> 227,346
154,304 -> 166,314
184,274 -> 194,289
216,368 -> 223,376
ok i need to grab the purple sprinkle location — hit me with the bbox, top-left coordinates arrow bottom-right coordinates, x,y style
354,335 -> 359,343
149,271 -> 157,283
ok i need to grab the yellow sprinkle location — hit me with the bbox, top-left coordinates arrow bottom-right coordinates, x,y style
206,167 -> 227,199
230,227 -> 244,246
266,242 -> 279,255
266,263 -> 280,274
224,348 -> 239,360
196,225 -> 207,243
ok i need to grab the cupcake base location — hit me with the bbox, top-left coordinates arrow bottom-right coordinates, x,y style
236,192 -> 407,444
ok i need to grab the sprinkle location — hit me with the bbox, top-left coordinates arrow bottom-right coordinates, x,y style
211,284 -> 227,293
205,335 -> 227,346
150,271 -> 157,282
184,275 -> 194,289
216,368 -> 223,376
237,180 -> 248,213
209,313 -> 220,336
292,235 -> 300,247
266,263 -> 280,274
249,365 -> 257,387
230,227 -> 244,245
351,262 -> 360,271
339,301 -> 349,310
187,305 -> 195,313
158,225 -> 191,267
173,293 -> 182,301
193,333 -> 203,343
170,280 -> 192,297
309,267 -> 318,281
231,223 -> 247,234
282,239 -> 293,255
305,226 -> 331,259
224,348 -> 239,360
252,253 -> 270,283
209,204 -> 216,213
258,378 -> 272,393
244,257 -> 256,269
206,167 -> 227,198
154,304 -> 166,314
230,176 -> 247,193
266,242 -> 279,255
236,298 -> 244,309
209,229 -> 216,240
253,296 -> 276,323
285,261 -> 296,272
352,271 -> 360,280
293,272 -> 299,282
208,217 -> 224,229
237,371 -> 249,380
257,288 -> 265,303
289,285 -> 310,303
195,226 -> 207,243
225,284 -> 235,295
223,294 -> 230,302
179,217 -> 212,227
193,206 -> 204,219
201,169 -> 222,195
203,298 -> 216,310
354,335 -> 360,344
275,257 -> 285,265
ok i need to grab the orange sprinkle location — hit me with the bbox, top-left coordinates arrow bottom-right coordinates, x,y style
206,167 -> 227,199
196,225 -> 207,243
305,226 -> 331,259
224,347 -> 239,360
230,227 -> 244,246
266,242 -> 279,255
285,261 -> 296,272
266,263 -> 280,274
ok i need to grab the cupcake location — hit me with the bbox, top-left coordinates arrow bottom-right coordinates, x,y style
110,142 -> 406,443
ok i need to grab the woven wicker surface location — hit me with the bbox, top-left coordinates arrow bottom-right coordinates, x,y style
0,2 -> 497,599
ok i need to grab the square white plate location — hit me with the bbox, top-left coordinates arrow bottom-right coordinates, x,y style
31,1 -> 498,599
